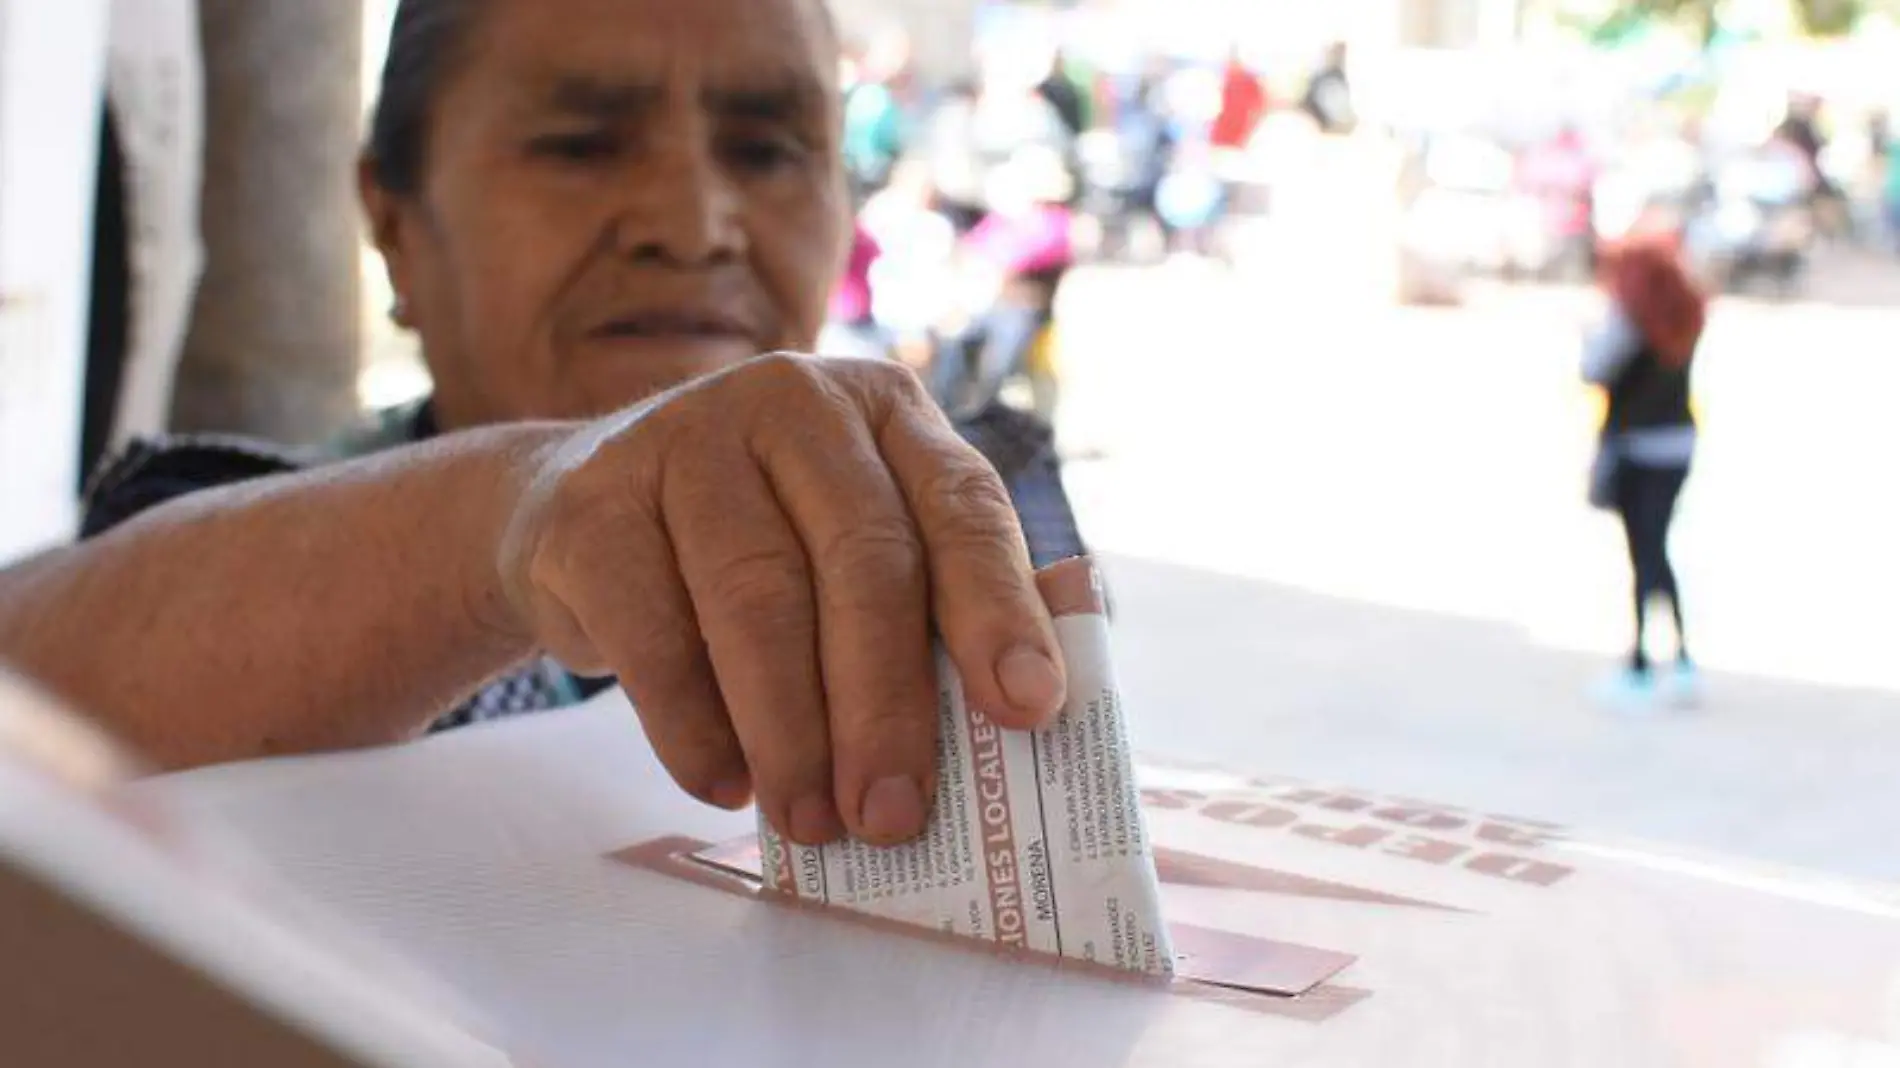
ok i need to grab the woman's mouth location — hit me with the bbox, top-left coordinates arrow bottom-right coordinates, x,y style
590,310 -> 754,342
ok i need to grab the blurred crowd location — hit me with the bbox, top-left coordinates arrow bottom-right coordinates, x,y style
819,28 -> 1361,429
812,15 -> 1900,706
1401,87 -> 1900,302
823,14 -> 1900,432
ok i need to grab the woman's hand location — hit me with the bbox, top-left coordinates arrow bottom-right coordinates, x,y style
496,354 -> 1066,847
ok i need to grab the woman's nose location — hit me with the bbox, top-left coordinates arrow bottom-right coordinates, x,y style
612,131 -> 745,268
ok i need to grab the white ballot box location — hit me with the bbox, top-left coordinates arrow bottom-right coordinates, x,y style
130,682 -> 1900,1067
0,672 -> 521,1067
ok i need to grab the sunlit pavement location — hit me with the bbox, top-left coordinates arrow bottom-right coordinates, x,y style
1058,243 -> 1900,882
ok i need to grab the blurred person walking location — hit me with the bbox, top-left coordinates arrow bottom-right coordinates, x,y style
818,221 -> 886,361
1209,48 -> 1270,221
1209,49 -> 1268,155
1300,42 -> 1355,137
921,80 -> 989,232
925,52 -> 1075,236
1036,48 -> 1091,142
1150,61 -> 1227,258
1776,94 -> 1826,174
842,32 -> 918,199
942,148 -> 1077,425
1582,228 -> 1709,708
1514,125 -> 1598,279
1882,120 -> 1900,254
1776,93 -> 1851,240
971,52 -> 1077,186
860,161 -> 960,325
857,159 -> 960,379
1089,62 -> 1177,260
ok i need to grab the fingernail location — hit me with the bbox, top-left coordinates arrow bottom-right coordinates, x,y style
860,776 -> 929,843
708,775 -> 753,812
789,793 -> 846,845
997,644 -> 1065,719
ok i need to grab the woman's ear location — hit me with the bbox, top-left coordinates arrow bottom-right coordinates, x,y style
358,154 -> 412,310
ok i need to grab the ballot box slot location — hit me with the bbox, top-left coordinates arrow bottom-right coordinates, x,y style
608,836 -> 1371,1023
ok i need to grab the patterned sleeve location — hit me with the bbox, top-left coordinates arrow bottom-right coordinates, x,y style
955,407 -> 1088,569
81,435 -> 308,539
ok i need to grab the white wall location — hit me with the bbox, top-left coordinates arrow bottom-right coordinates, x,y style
0,0 -> 109,562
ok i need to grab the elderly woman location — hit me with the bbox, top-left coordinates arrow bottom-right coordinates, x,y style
4,0 -> 1078,850
86,1 -> 1084,722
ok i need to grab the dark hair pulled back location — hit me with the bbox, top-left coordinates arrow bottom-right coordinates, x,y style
367,0 -> 487,195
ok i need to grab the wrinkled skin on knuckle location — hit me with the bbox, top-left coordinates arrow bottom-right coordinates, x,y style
616,601 -> 712,676
742,351 -> 829,401
926,463 -> 1018,543
739,351 -> 917,434
836,355 -> 927,419
710,354 -> 845,447
847,354 -> 918,393
814,519 -> 925,614
701,546 -> 814,635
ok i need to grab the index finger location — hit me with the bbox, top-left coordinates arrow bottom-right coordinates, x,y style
852,372 -> 1066,730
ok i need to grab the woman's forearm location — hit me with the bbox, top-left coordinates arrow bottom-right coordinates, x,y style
0,423 -> 570,769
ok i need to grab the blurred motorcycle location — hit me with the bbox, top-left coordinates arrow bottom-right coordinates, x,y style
1686,142 -> 1814,298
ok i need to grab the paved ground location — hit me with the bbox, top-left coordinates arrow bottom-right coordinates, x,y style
1054,244 -> 1900,882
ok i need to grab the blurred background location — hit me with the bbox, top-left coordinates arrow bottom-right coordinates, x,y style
4,0 -> 1899,881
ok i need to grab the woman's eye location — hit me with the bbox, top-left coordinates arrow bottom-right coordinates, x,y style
723,136 -> 805,173
528,132 -> 621,164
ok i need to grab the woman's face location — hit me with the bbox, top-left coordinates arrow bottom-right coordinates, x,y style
365,0 -> 850,427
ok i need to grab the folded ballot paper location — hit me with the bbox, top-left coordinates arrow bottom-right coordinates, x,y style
758,557 -> 1177,977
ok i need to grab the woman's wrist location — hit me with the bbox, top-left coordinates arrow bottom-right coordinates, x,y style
443,422 -> 578,660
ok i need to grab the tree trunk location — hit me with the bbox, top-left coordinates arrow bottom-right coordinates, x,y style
170,0 -> 361,443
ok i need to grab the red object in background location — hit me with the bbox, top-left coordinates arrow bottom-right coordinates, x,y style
1211,62 -> 1268,151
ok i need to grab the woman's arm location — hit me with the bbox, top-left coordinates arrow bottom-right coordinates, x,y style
0,355 -> 1064,851
0,424 -> 566,769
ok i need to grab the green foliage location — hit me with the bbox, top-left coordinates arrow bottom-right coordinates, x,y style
1583,0 -> 1893,42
